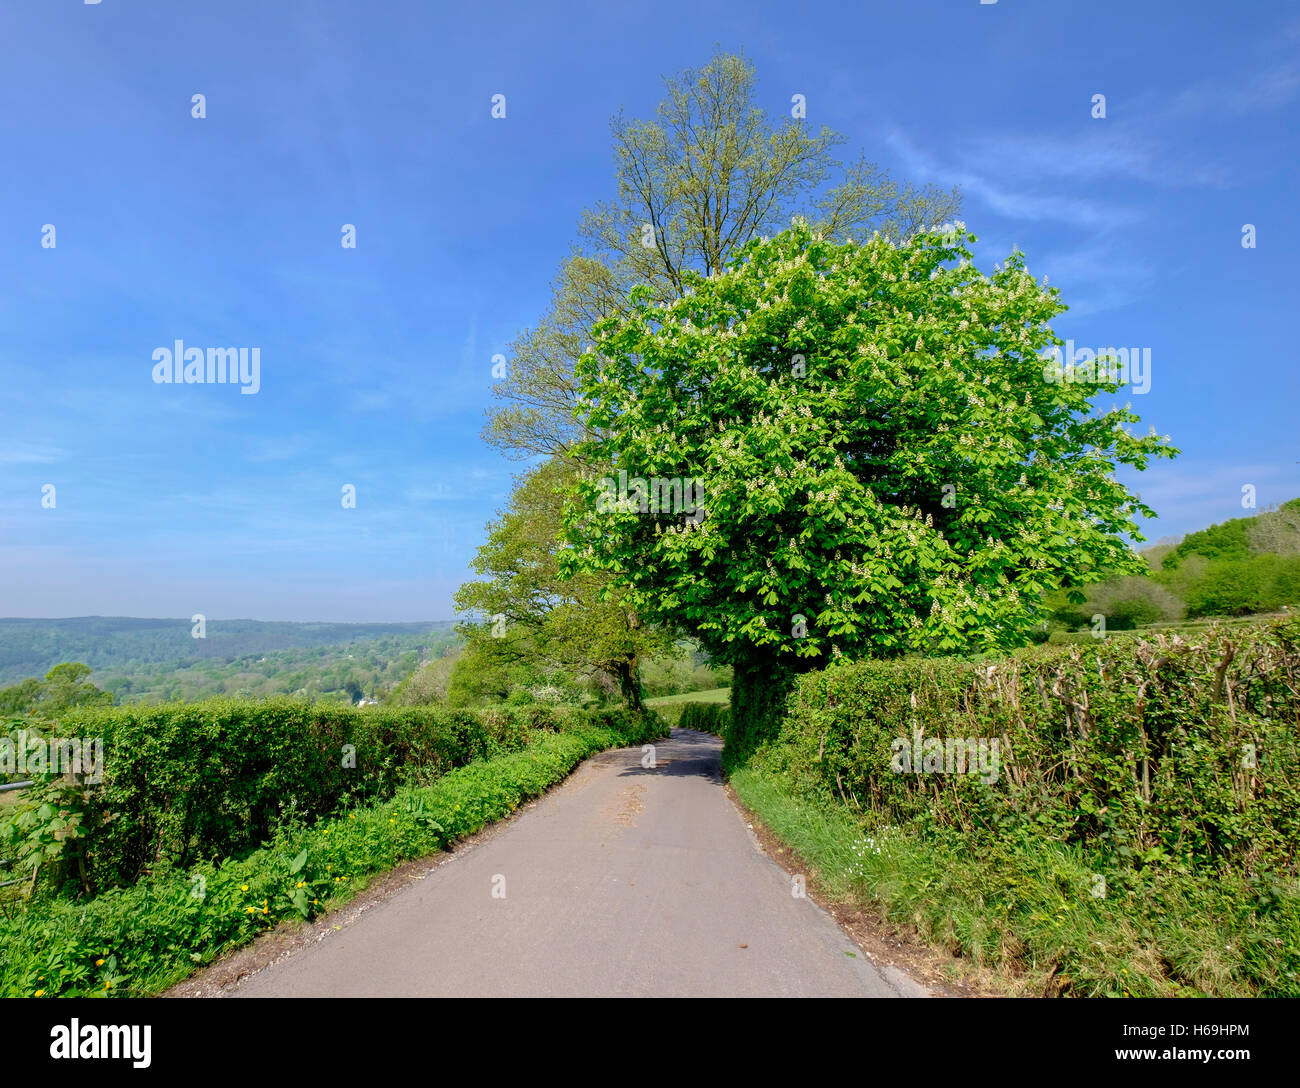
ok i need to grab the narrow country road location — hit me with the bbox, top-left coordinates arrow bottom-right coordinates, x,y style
229,728 -> 927,998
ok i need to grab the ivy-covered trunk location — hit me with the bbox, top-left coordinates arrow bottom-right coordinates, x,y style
724,654 -> 800,771
613,657 -> 642,711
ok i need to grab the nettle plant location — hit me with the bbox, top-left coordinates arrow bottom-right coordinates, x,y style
564,221 -> 1176,753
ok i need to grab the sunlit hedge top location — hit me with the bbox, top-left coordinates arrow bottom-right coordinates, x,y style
564,223 -> 1177,665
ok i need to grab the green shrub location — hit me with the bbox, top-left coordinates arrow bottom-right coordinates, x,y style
730,764 -> 1300,996
677,703 -> 730,738
9,699 -> 581,895
748,618 -> 1300,876
1048,575 -> 1184,630
0,709 -> 665,998
1184,555 -> 1300,618
729,619 -> 1300,996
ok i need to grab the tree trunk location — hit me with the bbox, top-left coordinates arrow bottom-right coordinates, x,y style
613,657 -> 642,711
724,654 -> 801,771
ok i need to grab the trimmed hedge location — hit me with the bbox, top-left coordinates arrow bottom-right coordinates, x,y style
1,710 -> 665,998
678,703 -> 730,738
20,699 -> 593,894
749,618 -> 1300,876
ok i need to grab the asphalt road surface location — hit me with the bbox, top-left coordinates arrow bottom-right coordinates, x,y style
231,728 -> 927,998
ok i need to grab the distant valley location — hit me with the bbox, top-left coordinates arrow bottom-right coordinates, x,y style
0,617 -> 458,703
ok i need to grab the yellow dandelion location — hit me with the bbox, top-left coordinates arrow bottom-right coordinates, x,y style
95,958 -> 104,967
35,989 -> 45,997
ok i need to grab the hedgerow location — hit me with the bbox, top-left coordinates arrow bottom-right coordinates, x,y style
3,699 -> 602,896
757,619 -> 1300,873
735,618 -> 1300,993
0,709 -> 663,998
677,703 -> 730,738
749,618 -> 1300,874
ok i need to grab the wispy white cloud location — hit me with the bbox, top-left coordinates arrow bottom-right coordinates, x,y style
881,34 -> 1296,324
884,127 -> 1153,316
952,128 -> 1227,190
1164,59 -> 1300,119
886,129 -> 1137,231
0,441 -> 64,466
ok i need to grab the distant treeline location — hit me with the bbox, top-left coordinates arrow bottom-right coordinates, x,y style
0,618 -> 459,704
1045,498 -> 1300,634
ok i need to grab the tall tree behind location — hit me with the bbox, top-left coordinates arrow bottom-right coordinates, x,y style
453,459 -> 672,709
0,662 -> 112,717
456,50 -> 958,709
484,50 -> 961,461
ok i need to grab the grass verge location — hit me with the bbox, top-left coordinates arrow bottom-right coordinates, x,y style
729,765 -> 1300,997
646,687 -> 730,725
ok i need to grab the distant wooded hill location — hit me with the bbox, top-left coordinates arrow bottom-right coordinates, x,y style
0,617 -> 458,702
1048,499 -> 1300,632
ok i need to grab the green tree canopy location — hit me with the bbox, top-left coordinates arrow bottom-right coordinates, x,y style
0,662 -> 113,718
564,223 -> 1177,753
453,458 -> 674,708
484,49 -> 961,461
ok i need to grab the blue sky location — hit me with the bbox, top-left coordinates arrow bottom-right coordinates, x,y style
1,0 -> 1297,622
